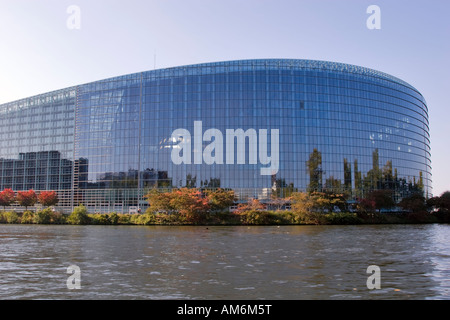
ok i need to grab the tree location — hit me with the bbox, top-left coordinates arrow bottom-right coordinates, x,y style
144,188 -> 176,214
398,194 -> 427,213
290,192 -> 325,225
67,205 -> 90,225
0,188 -> 15,210
427,191 -> 450,213
38,191 -> 59,207
307,148 -> 323,192
234,198 -> 266,215
16,190 -> 38,211
205,188 -> 236,212
440,191 -> 450,212
169,188 -> 210,223
362,190 -> 395,212
144,188 -> 211,223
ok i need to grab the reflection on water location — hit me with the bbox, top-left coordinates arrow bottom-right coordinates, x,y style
0,224 -> 449,300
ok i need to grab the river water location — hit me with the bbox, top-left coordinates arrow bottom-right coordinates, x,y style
0,224 -> 449,300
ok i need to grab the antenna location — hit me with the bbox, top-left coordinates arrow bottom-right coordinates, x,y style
154,50 -> 156,70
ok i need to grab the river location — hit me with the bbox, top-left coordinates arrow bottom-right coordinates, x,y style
0,224 -> 449,300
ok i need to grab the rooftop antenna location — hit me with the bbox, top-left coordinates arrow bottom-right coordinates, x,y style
154,50 -> 156,70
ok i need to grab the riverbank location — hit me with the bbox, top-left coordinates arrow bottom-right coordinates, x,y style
0,206 -> 448,226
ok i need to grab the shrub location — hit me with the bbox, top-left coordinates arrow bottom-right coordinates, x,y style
50,211 -> 66,224
88,213 -> 111,225
117,213 -> 132,225
239,209 -> 271,225
33,208 -> 53,224
136,212 -> 158,225
325,212 -> 362,225
67,205 -> 90,225
21,210 -> 35,224
109,212 -> 119,225
155,212 -> 179,225
3,211 -> 19,224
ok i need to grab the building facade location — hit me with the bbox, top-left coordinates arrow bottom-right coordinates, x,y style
0,59 -> 432,212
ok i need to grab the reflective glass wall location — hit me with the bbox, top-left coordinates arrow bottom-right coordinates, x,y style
0,60 -> 432,212
0,89 -> 76,207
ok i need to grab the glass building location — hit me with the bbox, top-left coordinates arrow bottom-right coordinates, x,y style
0,59 -> 432,212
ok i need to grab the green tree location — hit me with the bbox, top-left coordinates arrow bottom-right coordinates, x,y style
343,158 -> 352,194
205,188 -> 236,212
354,159 -> 363,199
144,188 -> 176,214
34,207 -> 53,224
67,205 -> 90,225
307,148 -> 323,193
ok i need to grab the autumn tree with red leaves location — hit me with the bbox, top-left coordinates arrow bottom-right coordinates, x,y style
16,190 -> 38,211
0,188 -> 16,210
38,191 -> 59,207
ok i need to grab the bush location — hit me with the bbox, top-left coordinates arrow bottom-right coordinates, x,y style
136,212 -> 158,225
325,212 -> 362,225
21,210 -> 35,224
109,212 -> 119,225
67,205 -> 90,225
88,213 -> 110,225
34,208 -> 53,224
117,213 -> 132,225
3,211 -> 19,224
155,212 -> 180,225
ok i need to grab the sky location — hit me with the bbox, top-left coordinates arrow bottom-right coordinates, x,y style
0,0 -> 449,196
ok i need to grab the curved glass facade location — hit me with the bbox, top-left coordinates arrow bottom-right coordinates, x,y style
0,59 -> 432,212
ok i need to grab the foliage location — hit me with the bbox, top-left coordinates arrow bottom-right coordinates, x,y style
238,210 -> 292,225
144,188 -> 176,214
358,190 -> 395,213
170,188 -> 210,223
38,191 -> 59,207
239,209 -> 271,225
144,188 -> 211,224
67,205 -> 90,225
135,212 -> 158,225
290,192 -> 345,224
0,189 -> 15,209
204,188 -> 236,212
234,199 -> 266,215
21,210 -> 35,224
2,211 -> 19,224
398,193 -> 427,213
117,213 -> 132,225
324,212 -> 362,225
33,208 -> 54,224
89,213 -> 111,225
16,190 -> 38,210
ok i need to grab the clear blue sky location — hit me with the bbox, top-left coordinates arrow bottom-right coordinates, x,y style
0,0 -> 449,196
